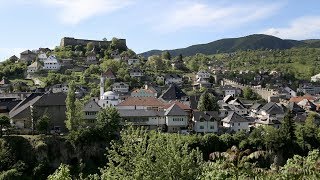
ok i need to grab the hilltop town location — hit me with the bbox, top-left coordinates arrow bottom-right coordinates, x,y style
1,36 -> 320,178
1,36 -> 319,134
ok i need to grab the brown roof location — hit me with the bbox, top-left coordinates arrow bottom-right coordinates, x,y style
101,68 -> 116,79
117,97 -> 166,107
289,95 -> 316,103
164,101 -> 191,110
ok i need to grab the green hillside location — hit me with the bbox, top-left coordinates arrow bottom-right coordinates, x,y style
140,34 -> 314,57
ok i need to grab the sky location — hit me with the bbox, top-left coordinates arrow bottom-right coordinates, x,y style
0,0 -> 320,61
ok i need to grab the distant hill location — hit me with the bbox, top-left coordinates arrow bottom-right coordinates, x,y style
140,34 -> 319,57
302,39 -> 320,48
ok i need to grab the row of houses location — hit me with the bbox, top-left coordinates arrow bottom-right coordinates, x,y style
4,76 -> 317,135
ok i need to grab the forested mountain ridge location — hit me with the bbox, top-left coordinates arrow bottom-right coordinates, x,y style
140,34 -> 319,57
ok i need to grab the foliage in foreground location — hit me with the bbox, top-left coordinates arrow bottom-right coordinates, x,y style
49,126 -> 320,180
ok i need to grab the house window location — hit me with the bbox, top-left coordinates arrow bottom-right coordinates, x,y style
200,126 -> 204,129
238,123 -> 240,126
232,123 -> 234,126
210,125 -> 214,129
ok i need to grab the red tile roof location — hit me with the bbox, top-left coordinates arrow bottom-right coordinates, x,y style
289,95 -> 316,103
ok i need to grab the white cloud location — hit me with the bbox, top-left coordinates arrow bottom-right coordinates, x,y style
41,0 -> 134,25
155,2 -> 283,32
262,16 -> 320,39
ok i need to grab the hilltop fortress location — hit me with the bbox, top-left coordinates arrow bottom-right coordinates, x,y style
60,37 -> 126,47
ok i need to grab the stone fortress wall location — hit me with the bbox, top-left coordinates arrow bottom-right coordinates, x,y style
223,78 -> 279,101
60,37 -> 126,47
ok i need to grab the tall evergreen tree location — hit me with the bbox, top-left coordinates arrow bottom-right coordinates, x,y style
280,111 -> 296,141
197,92 -> 219,111
65,81 -> 76,131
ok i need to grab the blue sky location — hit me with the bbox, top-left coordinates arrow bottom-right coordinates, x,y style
1,0 -> 320,61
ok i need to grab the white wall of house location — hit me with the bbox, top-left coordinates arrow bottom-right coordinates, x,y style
27,66 -> 37,73
222,121 -> 250,132
165,78 -> 183,85
147,116 -> 166,126
38,53 -> 47,61
98,99 -> 119,108
52,85 -> 68,93
196,72 -> 211,79
235,109 -> 248,115
128,59 -> 139,65
194,121 -> 218,133
224,90 -> 236,97
112,84 -> 129,93
130,72 -> 143,78
166,116 -> 188,126
43,56 -> 61,70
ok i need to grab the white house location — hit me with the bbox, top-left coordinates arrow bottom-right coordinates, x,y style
221,112 -> 252,132
27,61 -> 42,73
164,74 -> 183,85
220,85 -> 241,97
128,59 -> 139,65
83,100 -> 101,122
164,104 -> 189,133
38,53 -> 47,61
129,68 -> 144,78
43,55 -> 61,70
257,102 -> 285,122
192,111 -> 218,133
98,91 -> 120,108
112,82 -> 129,93
297,84 -> 320,95
311,73 -> 320,82
118,109 -> 166,130
284,86 -> 297,97
196,70 -> 211,80
51,83 -> 68,93
86,52 -> 98,64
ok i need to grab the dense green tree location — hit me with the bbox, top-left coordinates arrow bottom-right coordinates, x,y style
47,164 -> 72,180
0,116 -> 10,137
280,149 -> 320,179
36,115 -> 50,134
243,87 -> 257,100
146,55 -> 166,71
295,112 -> 319,151
101,127 -> 203,179
197,92 -> 219,111
161,51 -> 171,60
96,107 -> 121,139
110,37 -> 127,52
86,42 -> 94,52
